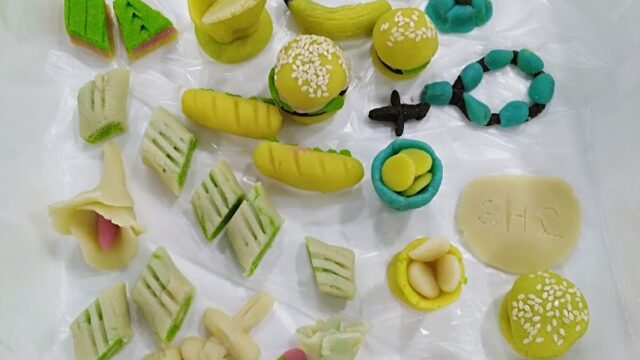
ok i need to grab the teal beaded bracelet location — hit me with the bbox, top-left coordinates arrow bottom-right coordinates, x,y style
421,49 -> 555,127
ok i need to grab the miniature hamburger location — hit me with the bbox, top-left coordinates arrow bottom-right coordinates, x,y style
269,35 -> 350,124
372,8 -> 439,79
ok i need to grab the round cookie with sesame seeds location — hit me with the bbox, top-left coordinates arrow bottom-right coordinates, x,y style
269,35 -> 350,124
500,271 -> 589,359
372,8 -> 439,79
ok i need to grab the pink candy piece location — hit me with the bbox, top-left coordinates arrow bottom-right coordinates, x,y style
96,213 -> 120,250
278,348 -> 308,360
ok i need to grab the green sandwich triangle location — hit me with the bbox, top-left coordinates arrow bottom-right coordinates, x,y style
64,0 -> 113,53
113,0 -> 174,53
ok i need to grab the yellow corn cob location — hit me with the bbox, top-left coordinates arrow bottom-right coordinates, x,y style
181,89 -> 282,139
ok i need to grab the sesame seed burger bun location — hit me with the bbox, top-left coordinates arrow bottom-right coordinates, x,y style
372,8 -> 438,77
270,35 -> 349,124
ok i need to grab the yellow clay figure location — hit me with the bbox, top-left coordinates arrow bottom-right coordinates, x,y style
182,89 -> 282,139
285,0 -> 392,40
188,0 -> 265,43
372,8 -> 439,79
270,35 -> 350,124
399,148 -> 432,175
252,141 -> 364,193
499,271 -> 589,359
401,172 -> 433,196
188,0 -> 273,63
381,153 -> 416,192
387,237 -> 465,311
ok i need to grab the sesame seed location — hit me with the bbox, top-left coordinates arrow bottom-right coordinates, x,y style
558,339 -> 564,345
536,337 -> 545,343
559,328 -> 566,336
552,319 -> 558,327
536,284 -> 542,290
546,324 -> 552,332
533,316 -> 541,322
523,338 -> 531,345
576,325 -> 581,332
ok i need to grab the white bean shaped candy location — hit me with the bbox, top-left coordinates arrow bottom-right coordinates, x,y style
408,237 -> 451,262
408,261 -> 441,299
436,254 -> 462,293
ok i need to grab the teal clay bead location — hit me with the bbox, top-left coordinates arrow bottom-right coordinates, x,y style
517,49 -> 545,75
471,0 -> 493,25
421,81 -> 453,105
434,0 -> 456,14
499,100 -> 529,127
460,62 -> 484,91
485,50 -> 514,70
529,73 -> 555,104
448,5 -> 476,33
463,93 -> 491,125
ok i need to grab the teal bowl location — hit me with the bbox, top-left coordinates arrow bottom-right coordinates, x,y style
371,139 -> 443,211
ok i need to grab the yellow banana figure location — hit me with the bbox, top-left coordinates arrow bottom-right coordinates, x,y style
253,141 -> 365,193
285,0 -> 392,40
182,89 -> 282,139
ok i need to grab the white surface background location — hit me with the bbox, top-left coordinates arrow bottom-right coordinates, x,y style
1,0 -> 639,359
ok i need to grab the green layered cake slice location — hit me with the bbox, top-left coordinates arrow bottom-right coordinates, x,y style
226,183 -> 283,276
191,160 -> 245,241
113,0 -> 177,60
305,236 -> 356,300
141,107 -> 197,195
77,68 -> 130,144
64,0 -> 115,59
132,247 -> 196,346
69,283 -> 133,360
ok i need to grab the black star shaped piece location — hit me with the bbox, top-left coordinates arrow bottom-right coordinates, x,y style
368,90 -> 430,136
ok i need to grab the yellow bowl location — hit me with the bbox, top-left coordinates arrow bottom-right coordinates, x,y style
387,237 -> 466,311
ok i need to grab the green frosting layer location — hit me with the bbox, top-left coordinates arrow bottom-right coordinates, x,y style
113,0 -> 174,52
177,136 -> 197,188
165,295 -> 193,343
97,338 -> 124,360
65,0 -> 112,53
268,68 -> 346,116
86,122 -> 126,144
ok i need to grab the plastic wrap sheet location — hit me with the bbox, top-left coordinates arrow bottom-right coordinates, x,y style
0,0 -> 639,358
